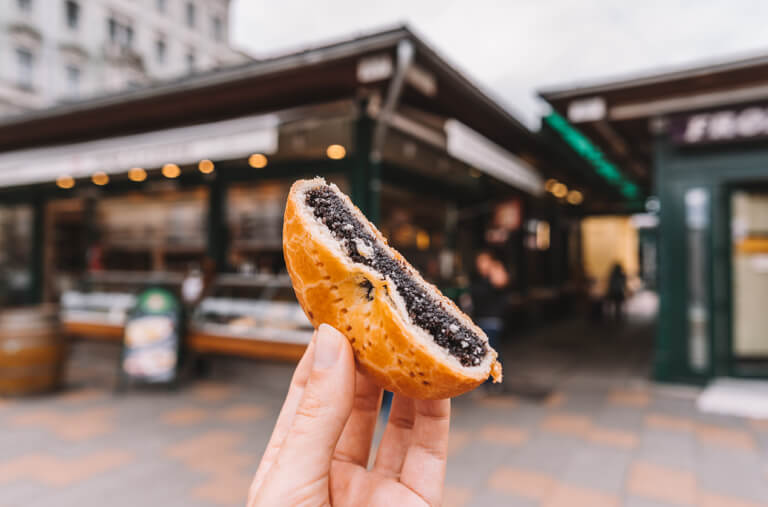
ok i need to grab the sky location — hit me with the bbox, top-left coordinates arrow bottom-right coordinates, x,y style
231,1 -> 768,128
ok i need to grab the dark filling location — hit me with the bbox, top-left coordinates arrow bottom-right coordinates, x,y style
306,186 -> 487,366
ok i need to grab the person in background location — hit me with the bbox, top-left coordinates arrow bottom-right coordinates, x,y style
606,262 -> 628,321
467,250 -> 508,393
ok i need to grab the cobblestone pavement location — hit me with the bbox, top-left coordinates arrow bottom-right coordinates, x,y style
2,300 -> 767,506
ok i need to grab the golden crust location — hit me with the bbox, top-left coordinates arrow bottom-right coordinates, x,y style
283,179 -> 501,400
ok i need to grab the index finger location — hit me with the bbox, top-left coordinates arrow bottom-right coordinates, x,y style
249,337 -> 315,498
399,398 -> 450,506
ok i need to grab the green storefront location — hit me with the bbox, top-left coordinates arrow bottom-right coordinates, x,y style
540,55 -> 768,384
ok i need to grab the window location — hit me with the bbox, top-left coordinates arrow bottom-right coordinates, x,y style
186,50 -> 195,73
212,16 -> 223,41
65,1 -> 80,29
155,38 -> 166,63
15,48 -> 34,89
65,65 -> 81,97
186,2 -> 195,28
107,17 -> 133,49
156,0 -> 166,13
17,0 -> 32,11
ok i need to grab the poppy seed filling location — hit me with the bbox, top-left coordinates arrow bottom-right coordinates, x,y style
306,186 -> 487,367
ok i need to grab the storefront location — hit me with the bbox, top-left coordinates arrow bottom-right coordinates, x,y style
0,27 -> 577,361
540,55 -> 768,382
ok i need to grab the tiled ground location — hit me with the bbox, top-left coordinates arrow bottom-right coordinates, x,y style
2,297 -> 767,506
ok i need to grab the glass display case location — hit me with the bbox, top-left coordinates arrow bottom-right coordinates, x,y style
189,273 -> 312,360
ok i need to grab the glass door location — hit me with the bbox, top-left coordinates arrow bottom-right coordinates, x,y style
731,190 -> 768,361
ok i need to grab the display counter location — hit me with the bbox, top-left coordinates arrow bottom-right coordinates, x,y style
61,271 -> 311,361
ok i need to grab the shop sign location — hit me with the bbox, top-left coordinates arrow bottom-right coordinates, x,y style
670,105 -> 768,144
120,288 -> 183,385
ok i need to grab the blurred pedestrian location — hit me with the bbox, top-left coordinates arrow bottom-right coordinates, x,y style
606,263 -> 627,321
248,324 -> 449,506
468,250 -> 508,393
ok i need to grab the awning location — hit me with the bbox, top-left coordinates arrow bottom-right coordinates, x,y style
444,119 -> 543,195
0,113 -> 279,187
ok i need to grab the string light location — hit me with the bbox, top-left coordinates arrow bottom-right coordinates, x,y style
545,178 -> 558,192
567,190 -> 584,205
92,172 -> 109,186
326,144 -> 346,160
56,175 -> 75,189
198,159 -> 214,174
162,163 -> 181,178
552,182 -> 568,199
248,154 -> 268,169
128,167 -> 147,182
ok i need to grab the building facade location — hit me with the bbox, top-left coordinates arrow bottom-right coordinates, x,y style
0,0 -> 244,117
541,55 -> 768,383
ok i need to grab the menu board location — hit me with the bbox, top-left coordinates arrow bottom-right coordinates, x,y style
121,288 -> 182,384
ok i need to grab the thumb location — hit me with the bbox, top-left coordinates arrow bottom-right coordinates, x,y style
273,323 -> 356,479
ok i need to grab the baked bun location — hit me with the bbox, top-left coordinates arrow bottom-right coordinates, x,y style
283,177 -> 502,399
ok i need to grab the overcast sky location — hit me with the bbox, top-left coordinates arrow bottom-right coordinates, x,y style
231,1 -> 768,127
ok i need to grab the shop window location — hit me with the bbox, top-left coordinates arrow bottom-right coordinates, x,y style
379,185 -> 450,284
685,187 -> 710,372
0,205 -> 33,307
731,190 -> 768,358
15,48 -> 34,89
65,0 -> 80,29
227,177 -> 349,275
94,189 -> 208,273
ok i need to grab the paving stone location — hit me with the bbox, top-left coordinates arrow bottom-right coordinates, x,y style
561,445 -> 632,493
636,428 -> 696,469
623,497 -> 687,507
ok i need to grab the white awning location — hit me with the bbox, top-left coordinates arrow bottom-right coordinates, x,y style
0,113 -> 279,187
444,119 -> 543,195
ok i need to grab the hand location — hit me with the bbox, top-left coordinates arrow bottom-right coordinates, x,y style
248,324 -> 450,506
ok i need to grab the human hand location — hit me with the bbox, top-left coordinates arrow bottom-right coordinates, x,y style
248,324 -> 450,506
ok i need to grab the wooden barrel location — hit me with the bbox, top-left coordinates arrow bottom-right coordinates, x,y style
0,305 -> 65,396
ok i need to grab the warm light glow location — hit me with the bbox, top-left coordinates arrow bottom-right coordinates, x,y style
128,167 -> 147,182
91,172 -> 109,186
326,144 -> 346,160
56,175 -> 75,189
469,168 -> 482,178
248,153 -> 268,169
536,221 -> 551,250
545,178 -> 558,192
162,163 -> 181,178
552,182 -> 568,199
198,159 -> 214,174
567,189 -> 584,205
416,230 -> 430,251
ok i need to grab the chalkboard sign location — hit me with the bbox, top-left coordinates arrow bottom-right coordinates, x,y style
120,288 -> 183,385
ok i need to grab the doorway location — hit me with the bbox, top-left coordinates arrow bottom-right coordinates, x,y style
731,189 -> 768,372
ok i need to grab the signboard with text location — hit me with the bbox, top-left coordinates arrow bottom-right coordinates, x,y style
670,104 -> 768,145
120,288 -> 183,385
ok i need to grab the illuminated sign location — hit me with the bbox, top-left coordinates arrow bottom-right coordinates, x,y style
544,112 -> 641,200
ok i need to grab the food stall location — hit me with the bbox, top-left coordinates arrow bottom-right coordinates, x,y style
0,27 -> 567,367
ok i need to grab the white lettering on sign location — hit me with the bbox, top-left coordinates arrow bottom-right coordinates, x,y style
678,106 -> 768,144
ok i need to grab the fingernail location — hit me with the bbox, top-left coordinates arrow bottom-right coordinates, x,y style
314,324 -> 341,369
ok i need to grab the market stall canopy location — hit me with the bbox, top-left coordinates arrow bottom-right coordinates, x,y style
539,51 -> 768,199
0,113 -> 278,187
0,25 -> 548,196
